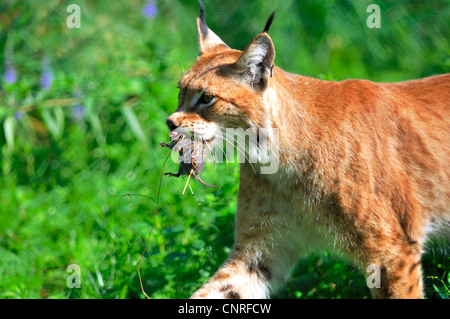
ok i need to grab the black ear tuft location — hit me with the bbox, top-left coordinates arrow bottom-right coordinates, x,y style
263,11 -> 276,33
198,0 -> 208,37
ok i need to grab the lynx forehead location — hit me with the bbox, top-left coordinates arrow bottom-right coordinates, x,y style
165,0 -> 449,299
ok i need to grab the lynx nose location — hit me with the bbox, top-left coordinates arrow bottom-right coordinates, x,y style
166,118 -> 178,131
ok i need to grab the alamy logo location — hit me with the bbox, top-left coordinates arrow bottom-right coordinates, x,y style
170,127 -> 280,175
366,4 -> 381,29
366,264 -> 381,289
67,264 -> 81,288
66,4 -> 81,29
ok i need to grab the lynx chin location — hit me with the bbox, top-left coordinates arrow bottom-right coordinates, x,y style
164,0 -> 449,299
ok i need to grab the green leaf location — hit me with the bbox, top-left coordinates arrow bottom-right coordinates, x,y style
3,115 -> 16,151
41,108 -> 64,139
83,97 -> 105,145
295,291 -> 303,298
0,107 -> 11,120
433,284 -> 449,299
88,112 -> 106,145
54,106 -> 65,136
121,106 -> 147,145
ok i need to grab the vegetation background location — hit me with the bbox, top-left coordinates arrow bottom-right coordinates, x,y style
0,0 -> 448,299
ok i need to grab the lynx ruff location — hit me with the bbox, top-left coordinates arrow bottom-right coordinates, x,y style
164,1 -> 449,299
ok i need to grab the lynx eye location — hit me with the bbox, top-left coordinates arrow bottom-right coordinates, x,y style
198,93 -> 216,109
199,93 -> 214,104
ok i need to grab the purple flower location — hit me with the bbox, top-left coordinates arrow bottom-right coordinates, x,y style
14,110 -> 24,120
142,0 -> 157,19
71,104 -> 85,121
41,57 -> 53,90
41,70 -> 53,90
4,62 -> 17,84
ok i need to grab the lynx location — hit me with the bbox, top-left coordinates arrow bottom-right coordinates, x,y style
165,1 -> 449,298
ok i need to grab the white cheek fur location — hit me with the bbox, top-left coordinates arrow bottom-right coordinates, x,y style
192,121 -> 219,141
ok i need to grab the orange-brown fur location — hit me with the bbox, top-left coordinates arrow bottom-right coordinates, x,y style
166,3 -> 449,299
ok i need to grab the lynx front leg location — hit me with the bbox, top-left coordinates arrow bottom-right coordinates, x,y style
190,252 -> 274,299
191,196 -> 304,298
190,164 -> 309,299
190,232 -> 298,299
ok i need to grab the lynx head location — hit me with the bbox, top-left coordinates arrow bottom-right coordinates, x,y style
166,0 -> 277,146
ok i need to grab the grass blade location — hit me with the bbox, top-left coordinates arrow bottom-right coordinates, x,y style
3,115 -> 16,151
121,105 -> 147,145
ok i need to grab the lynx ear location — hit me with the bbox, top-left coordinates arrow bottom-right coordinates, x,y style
197,0 -> 229,54
232,33 -> 276,89
231,11 -> 276,90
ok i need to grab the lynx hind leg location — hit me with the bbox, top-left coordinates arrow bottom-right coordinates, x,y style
365,241 -> 424,299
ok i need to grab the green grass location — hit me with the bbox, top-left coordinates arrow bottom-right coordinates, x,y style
0,0 -> 449,299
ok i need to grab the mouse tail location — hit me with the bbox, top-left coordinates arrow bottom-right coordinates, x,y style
194,175 -> 219,188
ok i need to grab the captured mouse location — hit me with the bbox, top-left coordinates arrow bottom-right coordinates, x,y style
160,131 -> 219,188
